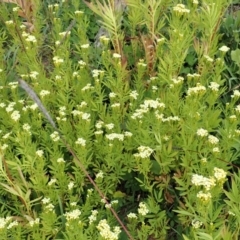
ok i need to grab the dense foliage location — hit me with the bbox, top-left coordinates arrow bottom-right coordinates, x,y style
0,0 -> 239,239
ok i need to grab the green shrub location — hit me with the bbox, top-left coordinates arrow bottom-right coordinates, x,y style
0,0 -> 239,239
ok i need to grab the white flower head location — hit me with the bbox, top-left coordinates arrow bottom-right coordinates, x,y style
48,178 -> 57,186
25,35 -> 37,43
57,158 -> 65,163
95,130 -> 103,135
124,131 -> 133,137
113,53 -> 121,58
7,220 -> 18,229
78,60 -> 86,66
39,90 -> 50,97
5,20 -> 14,25
81,113 -> 91,121
36,150 -> 44,157
81,43 -> 89,49
96,171 -> 104,179
187,83 -> 206,96
129,90 -> 139,100
50,131 -> 60,141
11,110 -> 20,121
127,213 -> 137,219
42,197 -> 50,204
196,128 -> 208,137
89,210 -> 98,224
105,123 -> 114,130
138,202 -> 149,216
29,218 -> 40,227
106,133 -> 124,141
208,135 -> 219,144
212,147 -> 220,153
81,83 -> 94,91
134,146 -> 153,159
192,219 -> 203,229
75,10 -> 84,15
197,191 -> 212,202
64,209 -> 81,220
29,71 -> 39,79
235,105 -> 240,113
68,182 -> 74,190
191,174 -> 216,191
111,103 -> 120,108
192,0 -> 199,5
204,55 -> 214,62
213,167 -> 227,182
53,56 -> 64,65
95,120 -> 104,129
219,46 -> 230,52
109,92 -> 117,98
23,123 -> 31,132
231,90 -> 240,98
209,82 -> 220,92
75,137 -> 86,146
97,219 -> 121,240
173,4 -> 190,14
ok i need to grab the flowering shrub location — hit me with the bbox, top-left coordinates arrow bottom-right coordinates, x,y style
0,0 -> 239,239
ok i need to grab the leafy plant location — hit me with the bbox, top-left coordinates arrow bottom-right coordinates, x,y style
0,0 -> 239,239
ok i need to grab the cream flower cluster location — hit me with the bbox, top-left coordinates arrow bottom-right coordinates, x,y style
155,112 -> 180,122
187,73 -> 200,79
172,76 -> 184,85
219,46 -> 230,52
36,149 -> 44,157
213,167 -> 227,182
131,99 -> 165,119
96,170 -> 104,179
129,90 -> 139,100
75,137 -> 86,146
39,90 -> 50,97
20,71 -> 39,80
173,4 -> 190,14
97,219 -> 121,240
231,90 -> 240,98
196,128 -> 208,137
82,83 -> 94,91
197,191 -> 212,202
127,213 -> 137,219
0,217 -> 16,230
6,102 -> 16,112
64,209 -> 81,221
196,129 -> 220,146
192,219 -> 203,229
8,81 -> 18,89
22,31 -> 37,43
56,106 -> 67,122
138,202 -> 149,216
106,133 -> 124,141
53,56 -> 64,65
208,135 -> 219,145
92,69 -> 104,78
29,218 -> 40,227
204,55 -> 214,62
41,197 -> 54,212
88,210 -> 98,224
50,131 -> 60,142
187,83 -> 206,96
209,82 -> 220,92
191,174 -> 216,191
192,168 -> 227,202
10,110 -> 20,121
134,146 -> 153,159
